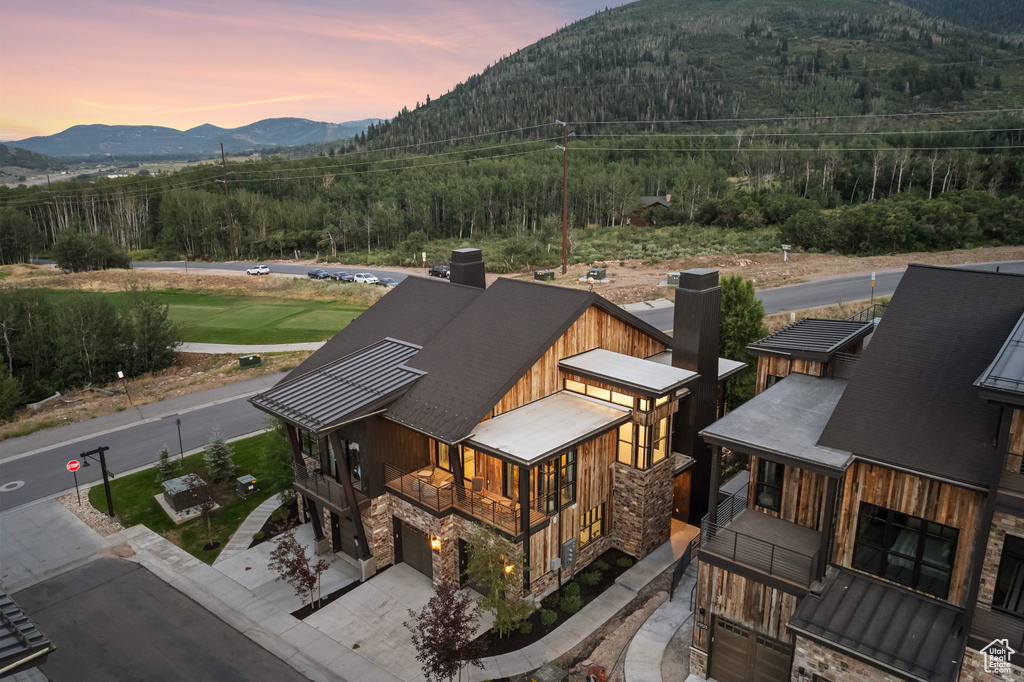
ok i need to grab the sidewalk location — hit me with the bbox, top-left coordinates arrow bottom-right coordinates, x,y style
0,373 -> 283,460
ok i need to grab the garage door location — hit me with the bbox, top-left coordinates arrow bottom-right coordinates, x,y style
709,615 -> 792,682
396,519 -> 433,580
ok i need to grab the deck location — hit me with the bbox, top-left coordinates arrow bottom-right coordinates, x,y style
701,508 -> 822,589
292,461 -> 363,512
383,464 -> 548,536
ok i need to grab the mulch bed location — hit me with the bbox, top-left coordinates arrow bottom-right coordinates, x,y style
248,499 -> 299,549
474,547 -> 636,657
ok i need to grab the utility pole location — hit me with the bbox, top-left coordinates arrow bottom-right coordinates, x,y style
559,88 -> 569,275
220,142 -> 235,258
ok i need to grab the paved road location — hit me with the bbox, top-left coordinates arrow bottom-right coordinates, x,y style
634,260 -> 1024,332
15,558 -> 309,682
0,375 -> 281,513
133,259 -> 418,282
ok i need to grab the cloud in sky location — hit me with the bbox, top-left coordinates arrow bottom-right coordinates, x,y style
0,0 -> 627,140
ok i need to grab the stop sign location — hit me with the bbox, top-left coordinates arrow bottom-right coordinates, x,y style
67,460 -> 81,473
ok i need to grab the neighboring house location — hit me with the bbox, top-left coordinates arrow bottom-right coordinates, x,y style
688,264 -> 1024,682
250,248 -> 742,597
627,195 -> 672,227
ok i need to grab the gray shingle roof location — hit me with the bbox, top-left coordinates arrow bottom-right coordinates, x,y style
747,318 -> 873,362
251,338 -> 424,435
789,568 -> 964,682
819,265 -> 1024,489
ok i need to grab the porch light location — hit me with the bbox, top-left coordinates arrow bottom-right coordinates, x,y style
430,536 -> 441,551
504,563 -> 514,575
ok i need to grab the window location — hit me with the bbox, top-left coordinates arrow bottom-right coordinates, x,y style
436,442 -> 451,472
651,417 -> 669,465
300,430 -> 318,458
563,379 -> 636,410
852,502 -> 958,599
755,460 -> 784,512
537,459 -> 556,512
617,423 -> 633,466
560,450 -> 577,507
462,446 -> 477,484
580,503 -> 605,548
994,535 -> 1024,618
346,443 -> 363,491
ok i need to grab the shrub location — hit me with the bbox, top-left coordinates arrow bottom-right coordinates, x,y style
540,609 -> 558,627
252,531 -> 265,541
563,582 -> 580,597
593,559 -> 610,572
518,620 -> 533,635
559,593 -> 583,615
271,507 -> 287,523
579,570 -> 602,587
0,376 -> 23,420
617,557 -> 634,569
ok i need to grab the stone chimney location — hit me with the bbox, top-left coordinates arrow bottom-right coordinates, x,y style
671,268 -> 721,521
449,248 -> 486,289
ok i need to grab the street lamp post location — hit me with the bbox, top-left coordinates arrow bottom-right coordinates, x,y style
81,446 -> 116,518
176,418 -> 184,461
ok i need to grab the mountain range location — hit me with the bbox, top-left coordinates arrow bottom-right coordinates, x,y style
4,117 -> 380,158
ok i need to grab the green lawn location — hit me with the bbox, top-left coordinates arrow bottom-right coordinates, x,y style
89,431 -> 287,564
39,289 -> 366,344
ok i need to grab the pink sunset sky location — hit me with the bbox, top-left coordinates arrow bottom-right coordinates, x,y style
0,0 -> 627,142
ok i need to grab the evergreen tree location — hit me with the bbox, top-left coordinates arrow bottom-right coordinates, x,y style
155,444 -> 181,483
203,428 -> 236,482
719,274 -> 768,409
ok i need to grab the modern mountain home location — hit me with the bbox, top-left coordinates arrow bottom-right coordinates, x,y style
250,249 -> 742,598
688,264 -> 1024,682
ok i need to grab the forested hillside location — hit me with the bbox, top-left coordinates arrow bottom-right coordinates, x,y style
894,0 -> 1024,35
0,0 -> 1021,268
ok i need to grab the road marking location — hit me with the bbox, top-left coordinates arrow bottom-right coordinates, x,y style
0,481 -> 25,492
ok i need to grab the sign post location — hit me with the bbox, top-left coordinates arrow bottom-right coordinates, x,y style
67,460 -> 82,505
871,272 -> 876,304
782,244 -> 791,262
117,370 -> 132,405
422,251 -> 427,274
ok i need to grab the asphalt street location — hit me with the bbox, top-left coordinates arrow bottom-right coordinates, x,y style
14,558 -> 309,682
133,259 -> 418,282
0,375 -> 281,513
633,260 -> 1024,332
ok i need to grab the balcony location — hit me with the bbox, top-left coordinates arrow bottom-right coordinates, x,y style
292,461 -> 365,512
701,508 -> 822,591
384,464 -> 550,537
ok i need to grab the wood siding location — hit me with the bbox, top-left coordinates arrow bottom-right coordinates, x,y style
493,307 -> 666,417
833,460 -> 983,607
754,356 -> 824,395
692,563 -> 801,652
748,456 -> 828,531
364,415 -> 429,497
1005,409 -> 1024,473
529,430 -> 616,580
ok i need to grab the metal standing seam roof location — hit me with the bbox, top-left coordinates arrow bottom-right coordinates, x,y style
250,338 -> 424,435
464,391 -> 632,466
747,318 -> 874,362
0,588 -> 54,675
976,309 -> 1024,405
789,568 -> 965,682
700,373 -> 853,475
559,348 -> 697,396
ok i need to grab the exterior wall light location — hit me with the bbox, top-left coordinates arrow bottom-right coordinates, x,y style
430,537 -> 441,551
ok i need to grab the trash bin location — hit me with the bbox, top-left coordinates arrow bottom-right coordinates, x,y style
239,354 -> 262,368
236,474 -> 258,498
586,267 -> 606,280
534,270 -> 554,282
667,272 -> 680,286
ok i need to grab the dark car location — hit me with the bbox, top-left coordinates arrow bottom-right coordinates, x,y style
377,277 -> 398,288
429,264 -> 450,279
307,268 -> 330,279
330,271 -> 354,283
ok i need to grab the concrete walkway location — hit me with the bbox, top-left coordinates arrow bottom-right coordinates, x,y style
215,493 -> 284,566
178,342 -> 326,355
623,557 -> 699,682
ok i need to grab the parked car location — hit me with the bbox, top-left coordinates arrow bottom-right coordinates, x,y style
377,277 -> 399,288
307,268 -> 330,279
246,264 -> 270,275
330,271 -> 354,283
429,264 -> 450,279
353,273 -> 380,284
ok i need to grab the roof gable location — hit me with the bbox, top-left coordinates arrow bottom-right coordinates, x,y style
819,265 -> 1024,488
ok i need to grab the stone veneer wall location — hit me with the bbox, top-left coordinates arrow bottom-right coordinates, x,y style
978,512 -> 1024,607
791,635 -> 906,682
611,456 -> 674,558
368,495 -> 393,568
959,646 -> 1024,681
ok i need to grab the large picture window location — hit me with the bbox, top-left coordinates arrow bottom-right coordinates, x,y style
852,502 -> 958,599
994,535 -> 1024,618
755,460 -> 784,512
580,503 -> 604,548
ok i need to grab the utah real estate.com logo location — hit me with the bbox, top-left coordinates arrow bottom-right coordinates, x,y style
981,638 -> 1015,674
